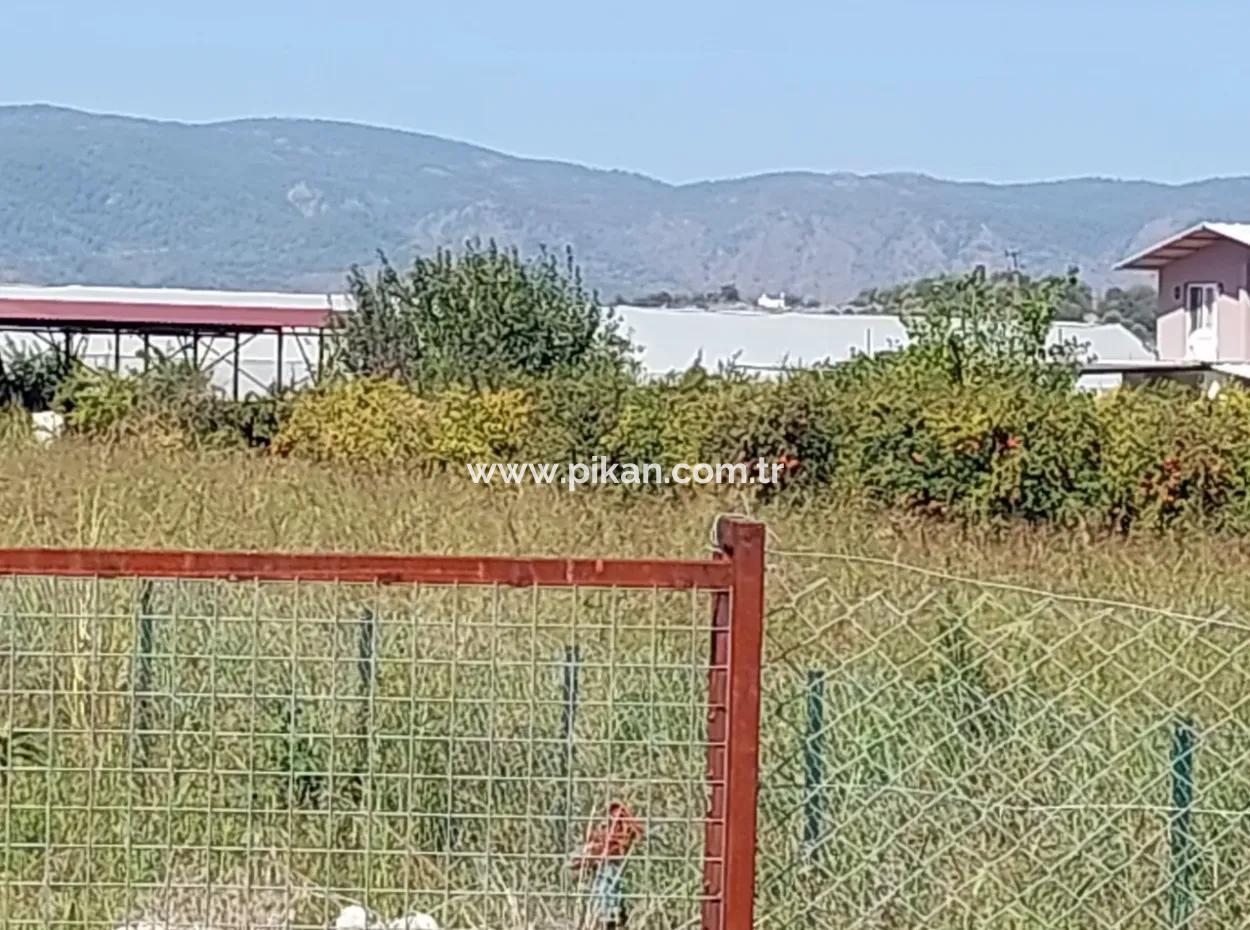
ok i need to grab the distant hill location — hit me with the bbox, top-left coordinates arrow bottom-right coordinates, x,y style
1,105 -> 1246,300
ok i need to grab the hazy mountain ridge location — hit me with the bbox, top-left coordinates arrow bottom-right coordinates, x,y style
0,105 -> 1242,299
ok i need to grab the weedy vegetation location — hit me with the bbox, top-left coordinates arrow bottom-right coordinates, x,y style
3,251 -> 1250,928
0,446 -> 1248,927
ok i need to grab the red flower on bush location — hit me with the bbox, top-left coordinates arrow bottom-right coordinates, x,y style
777,452 -> 800,474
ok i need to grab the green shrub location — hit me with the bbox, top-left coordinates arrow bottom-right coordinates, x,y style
696,368 -> 844,491
53,368 -> 138,437
52,360 -> 246,449
599,368 -> 740,467
592,367 -> 832,494
424,385 -> 534,463
523,367 -> 636,462
29,322 -> 1250,532
832,355 -> 1102,523
1096,383 -> 1250,530
272,377 -> 429,464
342,241 -> 635,389
221,394 -> 291,448
134,358 -> 229,441
0,344 -> 70,410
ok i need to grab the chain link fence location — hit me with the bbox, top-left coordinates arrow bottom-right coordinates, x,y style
756,547 -> 1250,930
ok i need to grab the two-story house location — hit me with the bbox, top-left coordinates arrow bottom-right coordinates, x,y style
1117,222 -> 1250,362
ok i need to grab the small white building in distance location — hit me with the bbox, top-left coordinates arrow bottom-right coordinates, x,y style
757,292 -> 787,310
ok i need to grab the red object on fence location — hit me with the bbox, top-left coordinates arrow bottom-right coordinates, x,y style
0,517 -> 766,930
569,802 -> 646,871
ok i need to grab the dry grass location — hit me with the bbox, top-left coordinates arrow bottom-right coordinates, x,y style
0,439 -> 1243,612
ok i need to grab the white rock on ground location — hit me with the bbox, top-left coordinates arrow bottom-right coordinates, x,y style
386,915 -> 440,930
30,409 -> 64,443
334,906 -> 372,930
334,905 -> 440,930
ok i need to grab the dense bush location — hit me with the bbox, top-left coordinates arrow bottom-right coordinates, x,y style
52,360 -> 254,449
423,385 -> 534,464
807,267 -> 1114,523
825,354 -> 1103,523
699,368 -> 843,490
341,241 -> 634,390
214,392 -> 291,448
20,254 -> 1250,531
272,378 -> 429,464
0,344 -> 69,410
28,349 -> 1250,531
523,366 -> 637,462
271,379 -> 543,465
600,368 -> 724,467
1096,384 -> 1250,530
54,368 -> 139,437
817,356 -> 1250,529
598,367 -> 838,491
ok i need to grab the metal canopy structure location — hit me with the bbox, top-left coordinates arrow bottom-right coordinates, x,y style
0,285 -> 350,399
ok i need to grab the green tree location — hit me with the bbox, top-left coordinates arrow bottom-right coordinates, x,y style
1099,284 -> 1157,348
1055,277 -> 1094,321
902,265 -> 1079,384
341,240 -> 635,390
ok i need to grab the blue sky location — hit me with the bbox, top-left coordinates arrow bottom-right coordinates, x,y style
1,0 -> 1241,185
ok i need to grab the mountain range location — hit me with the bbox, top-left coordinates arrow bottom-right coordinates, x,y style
1,105 -> 1244,301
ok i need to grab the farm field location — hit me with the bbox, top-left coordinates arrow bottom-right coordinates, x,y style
1,442 -> 1249,929
1,442 -> 1245,603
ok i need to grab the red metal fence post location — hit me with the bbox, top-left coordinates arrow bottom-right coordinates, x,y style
703,517 -> 766,930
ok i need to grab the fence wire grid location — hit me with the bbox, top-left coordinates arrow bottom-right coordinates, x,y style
0,570 -> 731,930
8,530 -> 1247,930
757,547 -> 1250,930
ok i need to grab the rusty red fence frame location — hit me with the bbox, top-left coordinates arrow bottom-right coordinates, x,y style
0,516 -> 765,930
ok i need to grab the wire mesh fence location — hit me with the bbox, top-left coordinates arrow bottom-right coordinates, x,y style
756,547 -> 1250,930
0,541 -> 759,930
18,526 -> 1242,930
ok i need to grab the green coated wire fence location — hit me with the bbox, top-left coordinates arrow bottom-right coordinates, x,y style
756,547 -> 1250,930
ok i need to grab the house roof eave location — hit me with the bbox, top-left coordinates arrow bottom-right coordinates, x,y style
1116,222 -> 1250,271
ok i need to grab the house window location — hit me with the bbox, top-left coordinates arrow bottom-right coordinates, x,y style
1186,282 -> 1218,332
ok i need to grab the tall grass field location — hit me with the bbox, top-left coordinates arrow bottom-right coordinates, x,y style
1,441 -> 1248,929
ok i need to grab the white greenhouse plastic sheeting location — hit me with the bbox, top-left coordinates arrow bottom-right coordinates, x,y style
612,306 -> 1154,389
0,290 -> 1155,395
